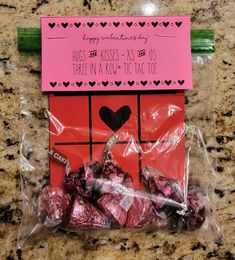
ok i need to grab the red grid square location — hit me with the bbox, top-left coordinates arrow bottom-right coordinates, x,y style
91,95 -> 138,142
49,95 -> 89,143
141,139 -> 185,184
140,92 -> 184,141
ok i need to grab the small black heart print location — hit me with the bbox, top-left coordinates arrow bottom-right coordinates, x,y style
87,22 -> 94,28
49,23 -> 55,28
74,22 -> 81,28
61,23 -> 68,28
151,22 -> 158,27
89,81 -> 96,87
175,22 -> 182,27
178,80 -> 185,85
113,22 -> 120,27
63,82 -> 70,87
76,82 -> 83,87
165,80 -> 172,86
100,22 -> 107,27
153,80 -> 160,86
141,81 -> 148,86
126,22 -> 133,27
102,81 -> 109,87
115,81 -> 122,86
50,82 -> 57,87
128,81 -> 135,86
163,22 -> 169,27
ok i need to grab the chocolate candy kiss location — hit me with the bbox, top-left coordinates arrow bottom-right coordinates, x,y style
173,192 -> 206,231
142,167 -> 183,210
125,193 -> 157,228
142,167 -> 205,231
102,154 -> 133,190
64,161 -> 102,198
97,193 -> 133,227
37,185 -> 71,228
66,195 -> 110,229
95,135 -> 135,227
101,135 -> 133,192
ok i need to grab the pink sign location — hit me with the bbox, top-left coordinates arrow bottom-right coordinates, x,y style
41,16 -> 192,92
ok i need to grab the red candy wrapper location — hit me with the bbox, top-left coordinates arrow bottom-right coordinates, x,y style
66,195 -> 110,230
37,185 -> 71,227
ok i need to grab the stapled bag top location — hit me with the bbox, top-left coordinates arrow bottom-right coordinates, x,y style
41,16 -> 192,92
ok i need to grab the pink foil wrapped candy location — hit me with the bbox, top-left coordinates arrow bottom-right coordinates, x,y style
100,135 -> 134,194
67,195 -> 110,229
64,161 -> 102,198
142,167 -> 205,231
125,193 -> 157,228
172,192 -> 206,232
142,167 -> 183,210
102,149 -> 133,189
97,193 -> 133,227
37,185 -> 71,227
96,135 -> 135,227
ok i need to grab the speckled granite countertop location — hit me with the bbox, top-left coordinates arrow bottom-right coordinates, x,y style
0,0 -> 234,259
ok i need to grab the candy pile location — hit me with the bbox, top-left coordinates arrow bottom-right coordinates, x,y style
36,136 -> 206,232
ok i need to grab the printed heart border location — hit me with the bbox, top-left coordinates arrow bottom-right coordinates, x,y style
49,80 -> 185,88
48,21 -> 183,29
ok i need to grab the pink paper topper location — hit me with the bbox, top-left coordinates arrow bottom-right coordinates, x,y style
41,16 -> 192,92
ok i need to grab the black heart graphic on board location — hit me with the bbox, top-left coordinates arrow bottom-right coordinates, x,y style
87,22 -> 94,28
163,22 -> 169,27
175,22 -> 182,27
139,22 -> 145,27
141,81 -> 148,86
165,80 -> 172,86
63,82 -> 70,87
113,22 -> 120,27
100,22 -> 107,27
115,81 -> 122,86
99,106 -> 131,132
61,23 -> 68,28
126,22 -> 133,27
151,22 -> 158,27
49,23 -> 55,28
102,81 -> 109,87
153,80 -> 160,86
178,80 -> 185,85
76,82 -> 83,87
89,81 -> 96,87
128,81 -> 135,86
50,82 -> 57,87
74,22 -> 81,28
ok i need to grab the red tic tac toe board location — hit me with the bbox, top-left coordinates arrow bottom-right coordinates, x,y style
49,92 -> 185,188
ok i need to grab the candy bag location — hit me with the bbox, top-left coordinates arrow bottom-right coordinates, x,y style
17,14 -> 222,248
